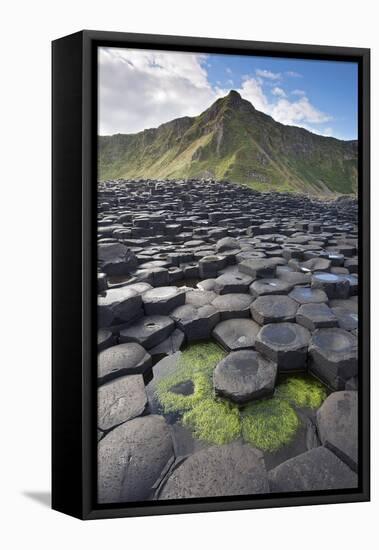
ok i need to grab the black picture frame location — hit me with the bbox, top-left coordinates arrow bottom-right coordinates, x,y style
52,30 -> 370,520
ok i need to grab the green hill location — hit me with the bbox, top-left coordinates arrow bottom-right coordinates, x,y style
98,90 -> 357,195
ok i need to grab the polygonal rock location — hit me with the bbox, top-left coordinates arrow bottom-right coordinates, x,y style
251,295 -> 299,325
98,343 -> 152,385
142,286 -> 185,315
296,303 -> 338,330
215,236 -> 240,252
158,443 -> 269,499
119,315 -> 175,349
298,257 -> 331,273
249,278 -> 293,298
331,307 -> 358,331
198,255 -> 226,278
316,391 -> 358,471
213,350 -> 277,403
98,329 -> 114,351
170,304 -> 220,341
214,273 -> 253,294
98,415 -> 174,503
238,258 -> 277,279
289,286 -> 328,305
98,374 -> 147,432
98,242 -> 138,275
212,293 -> 254,320
212,318 -> 260,351
309,328 -> 358,390
149,328 -> 185,360
311,272 -> 350,299
185,289 -> 217,307
255,322 -> 311,372
268,446 -> 357,492
98,287 -> 143,327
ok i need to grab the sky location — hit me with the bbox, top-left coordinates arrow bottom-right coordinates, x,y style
98,47 -> 358,140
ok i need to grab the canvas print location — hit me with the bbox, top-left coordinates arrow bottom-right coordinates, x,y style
96,47 -> 359,504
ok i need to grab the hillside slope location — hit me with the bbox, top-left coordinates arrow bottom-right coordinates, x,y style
98,90 -> 357,194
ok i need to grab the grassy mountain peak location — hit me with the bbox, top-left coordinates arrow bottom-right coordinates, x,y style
98,91 -> 357,195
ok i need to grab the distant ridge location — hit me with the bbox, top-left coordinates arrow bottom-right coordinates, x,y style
98,90 -> 357,195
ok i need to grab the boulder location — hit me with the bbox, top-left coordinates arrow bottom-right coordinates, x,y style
212,318 -> 260,351
119,315 -> 175,349
98,343 -> 152,385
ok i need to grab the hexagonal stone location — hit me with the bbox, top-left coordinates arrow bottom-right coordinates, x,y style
170,304 -> 220,341
331,307 -> 358,331
142,286 -> 185,315
277,269 -> 311,286
296,303 -> 339,330
251,295 -> 299,325
249,278 -> 293,298
98,242 -> 138,275
198,255 -> 226,278
212,293 -> 254,320
329,297 -> 358,313
214,273 -> 253,294
238,258 -> 277,279
98,415 -> 174,503
309,328 -> 358,390
149,328 -> 185,360
311,272 -> 350,299
255,322 -> 311,372
158,443 -> 269,499
298,257 -> 331,273
215,236 -> 240,252
289,286 -> 328,305
98,328 -> 114,351
213,350 -> 277,403
119,315 -> 175,349
268,447 -> 357,492
98,287 -> 143,327
212,318 -> 260,351
185,289 -> 217,307
98,374 -> 147,432
98,343 -> 152,385
196,278 -> 216,291
316,391 -> 358,471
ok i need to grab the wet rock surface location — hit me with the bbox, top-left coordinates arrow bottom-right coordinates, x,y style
97,179 -> 359,502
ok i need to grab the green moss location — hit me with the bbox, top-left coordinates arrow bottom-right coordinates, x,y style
183,398 -> 241,445
155,342 -> 226,413
241,398 -> 299,452
276,375 -> 327,409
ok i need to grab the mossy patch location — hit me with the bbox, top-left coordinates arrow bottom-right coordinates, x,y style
155,342 -> 226,413
183,398 -> 241,445
241,398 -> 299,452
154,344 -> 327,452
275,375 -> 327,409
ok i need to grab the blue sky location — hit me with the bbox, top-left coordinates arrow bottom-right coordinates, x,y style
99,48 -> 358,140
204,54 -> 358,140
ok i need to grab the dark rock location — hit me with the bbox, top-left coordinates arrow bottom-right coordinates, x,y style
255,322 -> 311,372
158,443 -> 269,499
98,287 -> 143,327
214,273 -> 253,294
269,446 -> 357,492
98,374 -> 147,431
171,304 -> 220,341
212,293 -> 254,320
214,350 -> 277,403
296,303 -> 339,330
309,328 -> 358,390
119,315 -> 175,349
98,343 -> 152,385
316,391 -> 358,471
251,295 -> 299,325
212,318 -> 260,351
98,415 -> 174,503
142,286 -> 185,315
289,286 -> 328,305
249,278 -> 293,298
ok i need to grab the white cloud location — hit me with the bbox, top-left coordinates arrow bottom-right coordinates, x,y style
99,49 -> 333,138
256,69 -> 282,80
99,47 -> 223,135
286,71 -> 302,77
271,86 -> 287,98
236,76 -> 332,129
226,67 -> 232,74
